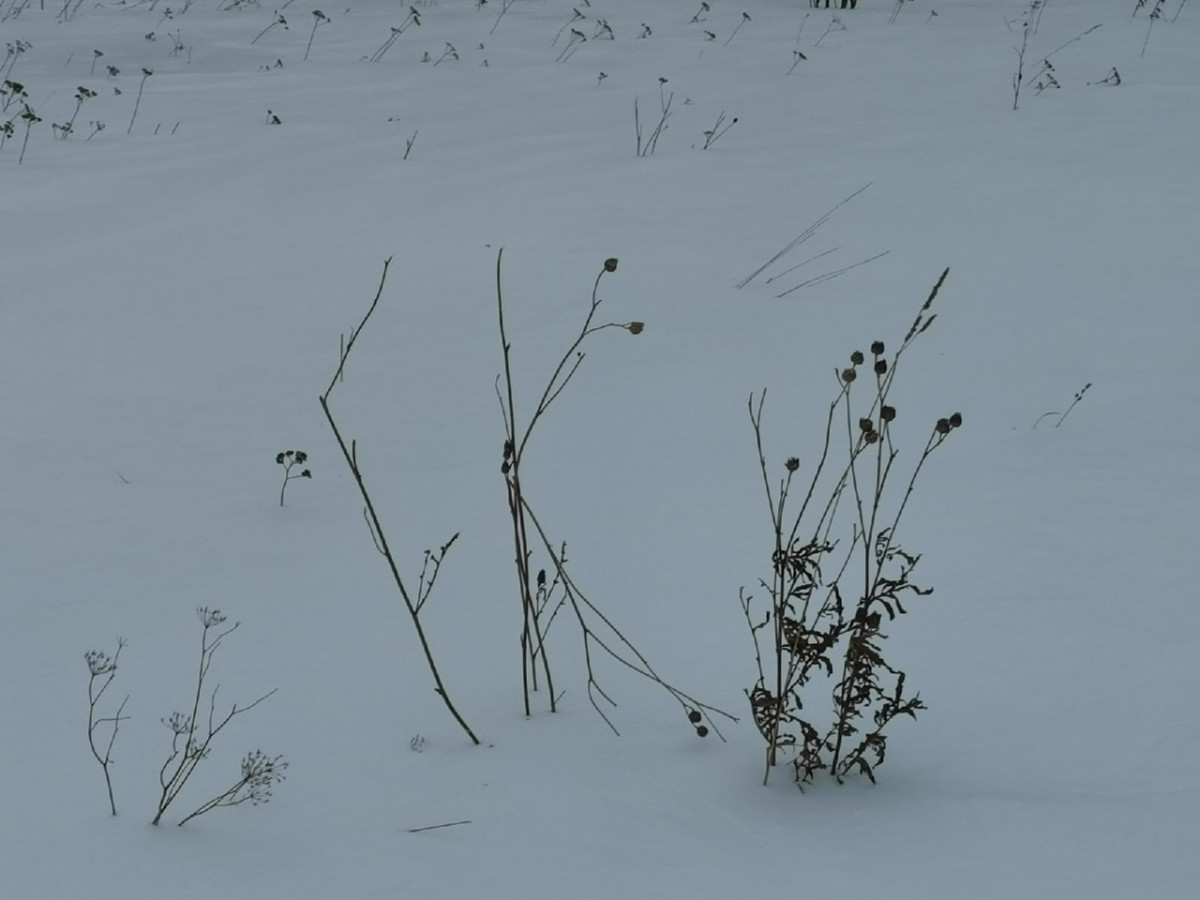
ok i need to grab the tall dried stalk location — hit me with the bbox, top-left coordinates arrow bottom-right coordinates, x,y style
494,250 -> 734,737
320,258 -> 479,745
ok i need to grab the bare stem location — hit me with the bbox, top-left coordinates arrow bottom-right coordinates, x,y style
320,258 -> 480,745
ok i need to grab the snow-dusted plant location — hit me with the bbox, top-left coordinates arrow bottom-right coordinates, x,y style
742,269 -> 963,787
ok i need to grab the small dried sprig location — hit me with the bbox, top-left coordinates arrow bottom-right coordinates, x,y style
432,42 -> 459,66
86,639 -> 131,816
368,8 -> 420,63
700,110 -> 737,150
724,12 -> 751,47
276,450 -> 311,506
176,750 -> 288,826
18,102 -> 39,165
553,7 -> 585,47
251,12 -> 288,46
126,69 -> 152,135
1033,383 -> 1091,429
304,10 -> 330,62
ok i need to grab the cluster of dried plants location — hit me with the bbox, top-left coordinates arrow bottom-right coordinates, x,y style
84,609 -> 285,825
742,269 -> 962,786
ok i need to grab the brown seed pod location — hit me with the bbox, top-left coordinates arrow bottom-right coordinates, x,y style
864,430 -> 879,444
603,258 -> 618,272
871,340 -> 885,355
688,709 -> 702,724
880,405 -> 896,422
850,350 -> 865,365
949,412 -> 963,428
841,368 -> 857,383
628,321 -> 644,335
874,359 -> 888,375
785,457 -> 800,472
695,725 -> 709,738
859,417 -> 874,433
936,418 -> 951,435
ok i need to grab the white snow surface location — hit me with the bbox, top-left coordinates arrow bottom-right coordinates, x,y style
2,0 -> 1197,897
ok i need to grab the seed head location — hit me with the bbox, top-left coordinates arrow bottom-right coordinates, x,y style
880,405 -> 896,422
687,709 -> 702,724
627,321 -> 644,335
949,412 -> 963,428
603,258 -> 618,272
871,340 -> 885,356
858,417 -> 873,433
850,350 -> 865,365
874,359 -> 888,375
785,457 -> 800,473
864,430 -> 879,444
841,368 -> 857,383
936,418 -> 951,435
695,725 -> 709,738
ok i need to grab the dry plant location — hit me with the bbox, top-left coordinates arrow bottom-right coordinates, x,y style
1033,382 -> 1091,428
276,449 -> 311,506
153,608 -> 283,825
634,77 -> 674,157
319,258 -> 479,745
742,269 -> 963,786
85,639 -> 130,816
494,250 -> 736,737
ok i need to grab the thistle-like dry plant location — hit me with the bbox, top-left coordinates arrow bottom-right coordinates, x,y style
743,269 -> 962,786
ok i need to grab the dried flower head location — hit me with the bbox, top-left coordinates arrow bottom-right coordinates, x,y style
850,350 -> 865,365
785,457 -> 800,472
603,258 -> 618,272
874,359 -> 888,375
627,321 -> 644,335
936,418 -> 951,435
871,340 -> 885,355
949,412 -> 963,428
880,405 -> 896,422
859,417 -> 874,433
841,368 -> 857,383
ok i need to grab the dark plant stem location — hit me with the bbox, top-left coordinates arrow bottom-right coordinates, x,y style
127,69 -> 150,135
320,258 -> 480,746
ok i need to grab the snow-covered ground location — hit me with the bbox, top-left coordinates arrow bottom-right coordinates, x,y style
3,1 -> 1196,896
